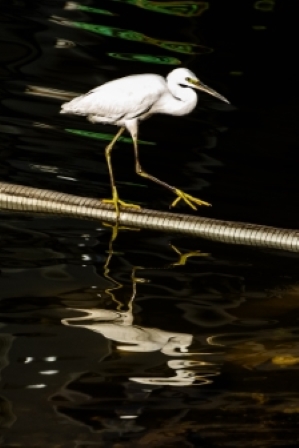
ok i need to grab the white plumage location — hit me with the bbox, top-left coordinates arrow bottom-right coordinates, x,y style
60,68 -> 229,216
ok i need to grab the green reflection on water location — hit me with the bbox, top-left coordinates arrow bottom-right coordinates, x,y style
112,0 -> 208,17
65,129 -> 156,146
71,21 -> 208,54
74,5 -> 116,16
108,52 -> 181,65
253,0 -> 275,11
159,42 -> 210,54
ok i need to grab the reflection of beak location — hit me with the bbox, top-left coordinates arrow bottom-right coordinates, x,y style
189,78 -> 230,104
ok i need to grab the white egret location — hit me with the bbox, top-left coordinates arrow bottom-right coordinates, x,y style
60,68 -> 229,216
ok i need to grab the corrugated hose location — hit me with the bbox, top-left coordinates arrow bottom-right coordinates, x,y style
0,181 -> 298,252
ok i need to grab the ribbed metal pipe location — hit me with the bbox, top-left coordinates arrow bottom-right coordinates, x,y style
1,181 -> 299,252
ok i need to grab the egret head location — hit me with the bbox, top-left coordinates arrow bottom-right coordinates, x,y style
167,68 -> 230,104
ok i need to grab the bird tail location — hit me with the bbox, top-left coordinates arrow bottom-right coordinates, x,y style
60,97 -> 89,116
60,102 -> 71,114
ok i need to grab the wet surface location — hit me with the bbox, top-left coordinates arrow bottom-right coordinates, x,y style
1,1 -> 299,446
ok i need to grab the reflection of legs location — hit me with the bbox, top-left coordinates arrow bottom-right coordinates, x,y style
102,126 -> 140,220
103,227 -> 124,309
170,244 -> 209,266
131,130 -> 211,210
104,230 -> 142,312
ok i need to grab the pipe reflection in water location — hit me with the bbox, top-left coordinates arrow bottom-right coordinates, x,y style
26,85 -> 78,101
61,244 -> 219,387
51,16 -> 211,54
55,38 -> 76,49
111,0 -> 209,17
64,2 -> 117,16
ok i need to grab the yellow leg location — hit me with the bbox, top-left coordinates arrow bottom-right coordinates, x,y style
102,127 -> 140,219
102,187 -> 140,212
131,133 -> 210,211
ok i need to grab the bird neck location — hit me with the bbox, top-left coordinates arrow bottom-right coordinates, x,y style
167,81 -> 198,115
169,80 -> 194,100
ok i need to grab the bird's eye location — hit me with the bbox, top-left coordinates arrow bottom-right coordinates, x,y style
185,77 -> 200,86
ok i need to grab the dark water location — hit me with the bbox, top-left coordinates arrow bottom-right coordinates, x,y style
1,1 -> 299,446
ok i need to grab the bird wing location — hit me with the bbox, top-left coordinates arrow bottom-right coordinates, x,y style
61,74 -> 167,121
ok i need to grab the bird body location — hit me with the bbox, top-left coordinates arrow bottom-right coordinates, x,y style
60,68 -> 229,217
61,71 -> 199,128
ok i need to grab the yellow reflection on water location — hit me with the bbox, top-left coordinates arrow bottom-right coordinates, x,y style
272,355 -> 299,366
225,339 -> 299,370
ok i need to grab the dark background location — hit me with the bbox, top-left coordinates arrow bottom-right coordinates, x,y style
1,1 -> 299,447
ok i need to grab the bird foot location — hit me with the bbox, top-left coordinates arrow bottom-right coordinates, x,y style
101,188 -> 140,239
101,186 -> 140,216
170,189 -> 211,210
102,198 -> 140,209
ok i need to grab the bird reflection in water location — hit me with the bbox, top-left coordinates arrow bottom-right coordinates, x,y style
61,243 -> 216,387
